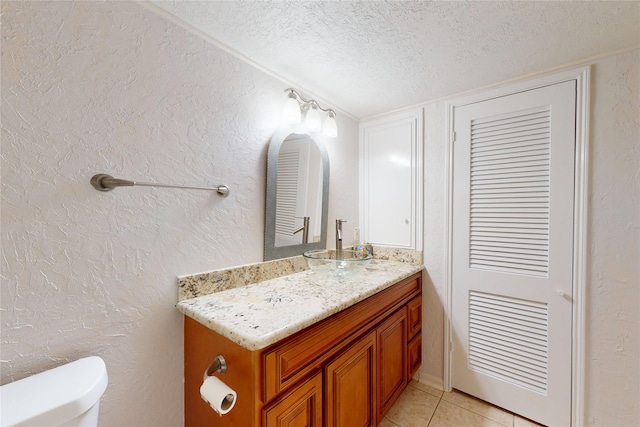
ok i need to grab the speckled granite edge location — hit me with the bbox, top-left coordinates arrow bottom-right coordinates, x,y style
177,256 -> 309,301
177,248 -> 422,301
176,260 -> 424,350
370,246 -> 423,264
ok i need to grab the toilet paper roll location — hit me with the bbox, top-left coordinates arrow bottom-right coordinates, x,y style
200,376 -> 237,416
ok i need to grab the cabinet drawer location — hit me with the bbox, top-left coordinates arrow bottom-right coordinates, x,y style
263,372 -> 323,427
407,295 -> 422,339
264,273 -> 421,401
407,332 -> 422,378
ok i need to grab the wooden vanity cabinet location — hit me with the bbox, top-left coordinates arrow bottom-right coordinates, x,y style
184,272 -> 422,427
184,316 -> 264,427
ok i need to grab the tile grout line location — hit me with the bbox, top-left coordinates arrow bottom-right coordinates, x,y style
440,392 -> 517,427
426,393 -> 444,427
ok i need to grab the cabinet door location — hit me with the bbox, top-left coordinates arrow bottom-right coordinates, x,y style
325,331 -> 377,427
408,332 -> 422,378
264,373 -> 322,427
407,295 -> 422,339
360,109 -> 423,249
377,308 -> 407,420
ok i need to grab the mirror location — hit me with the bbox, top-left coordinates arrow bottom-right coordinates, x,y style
264,128 -> 329,261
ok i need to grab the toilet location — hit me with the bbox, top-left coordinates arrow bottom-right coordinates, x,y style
0,356 -> 108,427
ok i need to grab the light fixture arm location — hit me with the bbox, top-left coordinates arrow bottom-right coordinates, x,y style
285,88 -> 336,118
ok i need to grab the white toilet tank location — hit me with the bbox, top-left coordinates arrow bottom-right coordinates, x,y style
0,356 -> 108,427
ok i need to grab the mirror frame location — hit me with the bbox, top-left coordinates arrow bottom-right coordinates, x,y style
264,127 -> 330,261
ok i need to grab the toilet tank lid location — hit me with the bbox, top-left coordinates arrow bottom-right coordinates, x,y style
0,356 -> 108,427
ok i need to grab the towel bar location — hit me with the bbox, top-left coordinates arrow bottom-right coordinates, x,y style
90,173 -> 230,197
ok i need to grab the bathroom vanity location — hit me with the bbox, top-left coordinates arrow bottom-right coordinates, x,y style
178,260 -> 422,427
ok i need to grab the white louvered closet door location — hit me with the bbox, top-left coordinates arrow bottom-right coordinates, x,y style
451,81 -> 575,427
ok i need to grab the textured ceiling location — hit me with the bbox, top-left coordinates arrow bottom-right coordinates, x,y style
149,1 -> 640,119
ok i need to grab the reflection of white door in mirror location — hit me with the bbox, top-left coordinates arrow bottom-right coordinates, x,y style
264,128 -> 329,261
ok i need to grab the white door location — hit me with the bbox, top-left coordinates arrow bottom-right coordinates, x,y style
451,81 -> 576,426
360,110 -> 422,249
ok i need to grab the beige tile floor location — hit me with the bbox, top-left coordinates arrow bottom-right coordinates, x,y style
380,380 -> 545,427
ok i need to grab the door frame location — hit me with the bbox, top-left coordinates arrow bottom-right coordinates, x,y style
443,65 -> 590,426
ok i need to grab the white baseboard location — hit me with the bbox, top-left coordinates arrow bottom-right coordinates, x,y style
413,370 -> 444,391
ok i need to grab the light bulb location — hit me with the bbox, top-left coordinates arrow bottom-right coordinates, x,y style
304,105 -> 322,132
283,96 -> 301,123
323,114 -> 338,138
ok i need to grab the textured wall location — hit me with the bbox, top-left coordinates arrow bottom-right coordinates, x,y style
0,2 -> 359,426
417,50 -> 639,425
585,49 -> 639,425
420,102 -> 447,387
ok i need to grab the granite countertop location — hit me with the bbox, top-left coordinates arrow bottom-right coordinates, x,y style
176,259 -> 423,351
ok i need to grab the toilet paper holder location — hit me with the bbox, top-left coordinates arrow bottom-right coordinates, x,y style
203,355 -> 227,381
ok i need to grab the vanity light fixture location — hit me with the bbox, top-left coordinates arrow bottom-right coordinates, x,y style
283,92 -> 302,123
304,103 -> 322,132
323,111 -> 338,138
282,88 -> 338,138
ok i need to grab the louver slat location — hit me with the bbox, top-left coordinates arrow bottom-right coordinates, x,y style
275,151 -> 299,236
470,233 -> 548,242
469,291 -> 548,395
472,138 -> 549,149
471,110 -> 550,134
469,107 -> 551,277
472,157 -> 550,171
474,323 -> 547,358
471,110 -> 550,129
470,328 -> 547,358
470,336 -> 547,366
469,345 -> 547,376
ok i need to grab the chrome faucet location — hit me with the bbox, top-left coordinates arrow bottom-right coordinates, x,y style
336,219 -> 347,259
293,216 -> 310,244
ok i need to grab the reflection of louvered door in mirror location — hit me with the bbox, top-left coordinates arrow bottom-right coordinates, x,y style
451,80 -> 576,427
275,148 -> 301,245
275,138 -> 311,248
